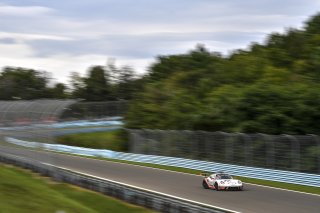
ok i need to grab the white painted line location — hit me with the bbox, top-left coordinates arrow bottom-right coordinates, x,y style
42,162 -> 240,213
243,182 -> 320,197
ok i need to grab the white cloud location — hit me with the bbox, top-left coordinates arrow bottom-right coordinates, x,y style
0,42 -> 33,58
0,5 -> 54,16
0,32 -> 73,42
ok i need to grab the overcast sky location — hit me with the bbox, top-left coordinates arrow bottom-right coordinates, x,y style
0,0 -> 319,84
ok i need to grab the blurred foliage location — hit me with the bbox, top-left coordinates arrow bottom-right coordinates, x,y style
126,13 -> 320,134
70,62 -> 143,101
0,62 -> 142,101
84,66 -> 112,101
0,67 -> 50,100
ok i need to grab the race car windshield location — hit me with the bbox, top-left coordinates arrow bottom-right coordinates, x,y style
218,175 -> 232,179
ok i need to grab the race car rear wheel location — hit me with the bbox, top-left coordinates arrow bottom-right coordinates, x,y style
202,180 -> 209,189
214,182 -> 219,191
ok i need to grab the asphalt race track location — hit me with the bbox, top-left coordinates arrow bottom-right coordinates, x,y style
1,145 -> 319,213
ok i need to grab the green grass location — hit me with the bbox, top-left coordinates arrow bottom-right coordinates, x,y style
56,129 -> 128,151
66,154 -> 320,195
0,164 -> 154,213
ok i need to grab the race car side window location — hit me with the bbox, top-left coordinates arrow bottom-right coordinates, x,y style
210,174 -> 216,179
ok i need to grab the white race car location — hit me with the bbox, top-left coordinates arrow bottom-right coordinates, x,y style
202,172 -> 243,191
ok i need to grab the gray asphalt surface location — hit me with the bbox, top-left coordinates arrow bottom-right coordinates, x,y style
1,145 -> 319,213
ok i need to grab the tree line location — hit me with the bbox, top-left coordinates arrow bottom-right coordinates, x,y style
0,61 -> 142,101
1,13 -> 320,134
127,13 -> 320,134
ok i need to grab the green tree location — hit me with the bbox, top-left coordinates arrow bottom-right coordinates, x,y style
0,67 -> 49,100
84,66 -> 112,101
113,66 -> 136,100
48,83 -> 68,99
305,12 -> 320,35
126,13 -> 320,134
70,72 -> 86,99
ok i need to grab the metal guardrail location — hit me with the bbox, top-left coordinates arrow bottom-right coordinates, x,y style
5,137 -> 320,188
0,151 -> 236,213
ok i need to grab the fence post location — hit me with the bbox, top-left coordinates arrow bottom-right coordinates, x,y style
128,129 -> 138,153
133,129 -> 145,154
207,132 -> 215,162
142,129 -> 151,155
238,133 -> 253,166
196,130 -> 206,160
308,134 -> 320,174
146,130 -> 156,155
258,133 -> 275,169
283,134 -> 301,172
167,130 -> 176,157
152,129 -> 162,156
182,130 -> 193,159
219,132 -> 233,164
127,129 -> 133,153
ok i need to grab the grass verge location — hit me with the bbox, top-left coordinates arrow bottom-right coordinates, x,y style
0,163 -> 154,213
55,129 -> 128,151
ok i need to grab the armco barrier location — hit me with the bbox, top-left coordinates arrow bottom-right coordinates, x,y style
5,137 -> 320,188
0,151 -> 236,213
